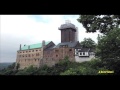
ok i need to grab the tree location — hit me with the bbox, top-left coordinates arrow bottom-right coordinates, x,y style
77,15 -> 120,34
96,28 -> 120,74
16,63 -> 20,70
80,38 -> 96,48
7,62 -> 16,69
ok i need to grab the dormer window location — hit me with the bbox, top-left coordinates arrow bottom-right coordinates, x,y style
80,52 -> 82,55
83,52 -> 85,55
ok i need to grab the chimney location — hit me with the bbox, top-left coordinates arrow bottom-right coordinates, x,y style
20,44 -> 21,50
28,45 -> 30,49
42,40 -> 45,47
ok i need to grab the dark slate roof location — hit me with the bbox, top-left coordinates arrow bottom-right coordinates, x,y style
58,23 -> 76,30
53,42 -> 78,48
78,48 -> 90,52
89,48 -> 95,52
44,45 -> 55,51
78,48 -> 95,52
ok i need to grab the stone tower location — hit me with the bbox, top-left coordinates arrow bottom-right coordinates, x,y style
58,20 -> 77,43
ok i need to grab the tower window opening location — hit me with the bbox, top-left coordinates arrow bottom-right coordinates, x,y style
69,49 -> 72,51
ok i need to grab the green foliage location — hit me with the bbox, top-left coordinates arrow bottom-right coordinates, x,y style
95,28 -> 120,74
80,38 -> 96,48
60,68 -> 77,75
96,28 -> 120,60
77,15 -> 120,34
61,65 -> 98,75
35,65 -> 51,75
16,63 -> 20,70
15,65 -> 37,75
60,58 -> 106,75
7,62 -> 16,69
0,57 -> 118,75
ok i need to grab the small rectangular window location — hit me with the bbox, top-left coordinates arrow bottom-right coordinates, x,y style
55,50 -> 58,52
69,49 -> 72,51
83,52 -> 85,55
80,52 -> 82,55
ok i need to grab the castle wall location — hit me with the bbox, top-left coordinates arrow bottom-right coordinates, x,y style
43,47 -> 75,67
16,48 -> 44,69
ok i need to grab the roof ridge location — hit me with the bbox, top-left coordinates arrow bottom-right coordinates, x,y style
21,41 -> 51,50
27,41 -> 51,46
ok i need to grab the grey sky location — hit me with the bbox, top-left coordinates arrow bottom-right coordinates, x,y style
0,15 -> 100,63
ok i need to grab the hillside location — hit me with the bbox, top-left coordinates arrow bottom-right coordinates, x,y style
0,63 -> 13,70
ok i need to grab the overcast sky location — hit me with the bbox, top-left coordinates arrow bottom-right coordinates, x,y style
0,15 -> 100,63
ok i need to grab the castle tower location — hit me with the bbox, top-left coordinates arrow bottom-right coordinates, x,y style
58,20 -> 77,43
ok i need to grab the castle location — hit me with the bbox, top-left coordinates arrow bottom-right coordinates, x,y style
16,20 -> 95,69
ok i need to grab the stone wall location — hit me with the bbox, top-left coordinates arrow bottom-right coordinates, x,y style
43,47 -> 75,67
16,48 -> 44,69
16,46 -> 76,69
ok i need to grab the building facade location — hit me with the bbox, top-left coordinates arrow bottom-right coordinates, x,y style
16,20 -> 95,69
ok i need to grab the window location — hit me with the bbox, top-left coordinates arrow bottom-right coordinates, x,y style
23,55 -> 24,57
26,51 -> 28,53
26,55 -> 27,57
19,55 -> 21,57
35,59 -> 36,61
29,51 -> 31,52
32,50 -> 34,52
23,51 -> 24,53
83,52 -> 85,55
56,55 -> 58,57
36,50 -> 38,51
29,54 -> 30,57
55,50 -> 58,52
80,52 -> 82,55
69,49 -> 72,51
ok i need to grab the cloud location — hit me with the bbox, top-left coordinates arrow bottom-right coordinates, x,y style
0,15 -> 100,62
